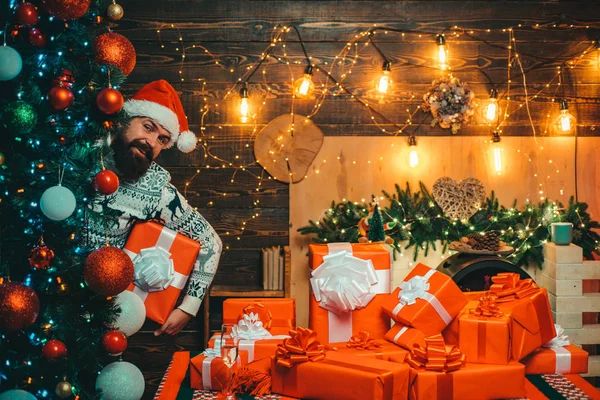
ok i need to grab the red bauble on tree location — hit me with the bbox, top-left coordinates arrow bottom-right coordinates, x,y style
42,339 -> 67,360
102,330 -> 128,356
40,0 -> 90,20
29,241 -> 55,270
84,246 -> 133,296
0,282 -> 40,331
28,28 -> 48,48
52,69 -> 75,89
96,86 -> 123,115
48,86 -> 74,110
93,169 -> 119,195
16,3 -> 39,26
94,32 -> 136,76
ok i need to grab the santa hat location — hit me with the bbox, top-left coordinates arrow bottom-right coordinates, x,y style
122,80 -> 197,153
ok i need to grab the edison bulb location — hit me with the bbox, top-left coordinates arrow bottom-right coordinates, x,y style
491,132 -> 503,175
409,148 -> 419,168
239,87 -> 250,123
555,100 -> 575,134
294,74 -> 314,97
378,71 -> 390,94
436,35 -> 447,70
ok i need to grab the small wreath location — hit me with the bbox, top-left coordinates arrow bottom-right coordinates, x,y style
422,76 -> 476,134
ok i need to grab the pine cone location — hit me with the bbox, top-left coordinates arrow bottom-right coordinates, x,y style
464,232 -> 500,251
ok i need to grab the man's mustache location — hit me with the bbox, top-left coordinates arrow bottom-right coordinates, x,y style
129,140 -> 153,161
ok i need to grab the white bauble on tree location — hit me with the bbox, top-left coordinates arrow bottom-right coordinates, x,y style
95,361 -> 145,400
0,390 -> 37,400
40,184 -> 76,221
0,45 -> 23,81
113,290 -> 146,336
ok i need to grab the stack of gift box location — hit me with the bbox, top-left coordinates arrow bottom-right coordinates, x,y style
164,242 -> 589,400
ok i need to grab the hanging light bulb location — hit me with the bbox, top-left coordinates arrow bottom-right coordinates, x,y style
555,99 -> 576,134
596,39 -> 600,71
436,35 -> 448,70
294,65 -> 315,98
377,60 -> 392,94
408,135 -> 419,168
491,131 -> 503,175
485,89 -> 498,122
239,86 -> 250,123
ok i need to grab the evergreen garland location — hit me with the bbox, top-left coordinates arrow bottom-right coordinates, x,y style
298,182 -> 600,268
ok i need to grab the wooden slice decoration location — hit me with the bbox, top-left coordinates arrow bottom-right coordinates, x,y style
254,114 -> 324,183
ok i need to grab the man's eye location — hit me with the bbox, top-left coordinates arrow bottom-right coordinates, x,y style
144,124 -> 152,131
159,137 -> 168,144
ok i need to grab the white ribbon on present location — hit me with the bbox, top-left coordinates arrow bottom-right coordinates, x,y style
392,268 -> 452,326
231,312 -> 272,340
123,225 -> 189,301
312,243 -> 391,343
210,333 -> 290,362
200,347 -> 239,390
543,324 -> 572,373
393,325 -> 410,344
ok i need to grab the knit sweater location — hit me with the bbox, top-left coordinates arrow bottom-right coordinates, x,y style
87,162 -> 222,317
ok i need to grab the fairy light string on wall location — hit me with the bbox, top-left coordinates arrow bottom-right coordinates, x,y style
153,20 -> 600,247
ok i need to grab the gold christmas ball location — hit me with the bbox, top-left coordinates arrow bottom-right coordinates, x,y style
107,2 -> 123,21
84,246 -> 134,296
0,152 -> 5,166
94,32 -> 136,76
55,380 -> 73,398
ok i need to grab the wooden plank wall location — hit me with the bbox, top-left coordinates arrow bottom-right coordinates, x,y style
117,1 -> 600,397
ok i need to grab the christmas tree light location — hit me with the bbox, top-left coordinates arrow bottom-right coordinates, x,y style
555,99 -> 576,134
486,89 -> 498,122
436,35 -> 447,70
491,131 -> 503,175
377,60 -> 391,94
239,86 -> 250,123
408,135 -> 419,168
294,65 -> 314,97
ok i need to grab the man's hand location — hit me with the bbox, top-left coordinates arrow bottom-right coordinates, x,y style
154,308 -> 192,336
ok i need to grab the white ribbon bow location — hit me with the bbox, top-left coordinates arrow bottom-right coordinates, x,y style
310,250 -> 379,315
132,247 -> 175,292
398,275 -> 431,305
543,324 -> 570,348
201,347 -> 221,358
231,312 -> 272,340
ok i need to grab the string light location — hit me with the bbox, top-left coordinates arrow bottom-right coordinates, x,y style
408,135 -> 419,168
377,60 -> 392,94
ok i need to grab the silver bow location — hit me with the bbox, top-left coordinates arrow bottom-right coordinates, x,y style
398,275 -> 430,305
132,247 -> 175,292
543,324 -> 570,348
231,312 -> 272,340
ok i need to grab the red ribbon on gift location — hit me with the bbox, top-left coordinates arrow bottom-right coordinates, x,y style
489,272 -> 539,302
407,334 -> 465,372
346,331 -> 383,351
470,294 -> 503,318
242,303 -> 273,331
275,327 -> 326,368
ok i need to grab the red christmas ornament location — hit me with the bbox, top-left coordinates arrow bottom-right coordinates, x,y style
94,32 -> 136,76
28,28 -> 48,48
93,169 -> 119,195
29,243 -> 55,270
42,339 -> 67,360
40,0 -> 91,20
84,246 -> 133,296
16,3 -> 39,26
0,281 -> 40,331
48,86 -> 74,110
102,330 -> 128,356
96,87 -> 123,115
51,69 -> 75,89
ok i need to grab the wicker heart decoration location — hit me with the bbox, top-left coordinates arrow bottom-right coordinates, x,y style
432,177 -> 486,221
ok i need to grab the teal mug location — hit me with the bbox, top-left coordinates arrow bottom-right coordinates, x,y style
551,222 -> 573,246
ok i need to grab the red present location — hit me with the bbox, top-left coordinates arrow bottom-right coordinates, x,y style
382,264 -> 467,336
384,323 -> 427,351
222,298 -> 296,336
190,349 -> 249,390
331,331 -> 409,361
522,344 -> 588,374
123,222 -> 200,324
309,243 -> 392,343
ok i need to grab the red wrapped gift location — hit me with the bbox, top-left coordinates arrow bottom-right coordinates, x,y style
458,294 -> 511,365
309,243 -> 392,343
382,264 -> 467,336
522,344 -> 589,375
384,323 -> 427,351
190,349 -> 248,390
271,328 -> 410,400
222,299 -> 296,336
331,331 -> 409,361
123,221 -> 200,324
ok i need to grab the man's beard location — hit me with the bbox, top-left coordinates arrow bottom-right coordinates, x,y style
110,133 -> 153,182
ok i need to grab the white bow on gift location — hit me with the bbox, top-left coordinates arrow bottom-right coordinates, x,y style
202,347 -> 221,358
132,247 -> 175,292
310,250 -> 379,315
398,275 -> 431,305
543,324 -> 570,348
231,312 -> 272,340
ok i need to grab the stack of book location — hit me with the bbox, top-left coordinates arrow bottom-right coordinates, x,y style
262,246 -> 284,291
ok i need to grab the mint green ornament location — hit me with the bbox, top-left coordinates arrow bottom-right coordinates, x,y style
3,100 -> 38,134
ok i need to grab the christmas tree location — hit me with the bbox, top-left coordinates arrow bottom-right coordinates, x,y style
0,1 -> 141,398
367,204 -> 386,242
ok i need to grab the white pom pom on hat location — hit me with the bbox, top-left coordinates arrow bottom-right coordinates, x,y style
122,80 -> 198,152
